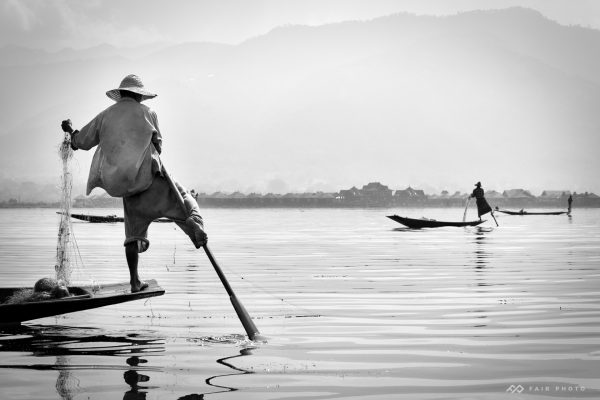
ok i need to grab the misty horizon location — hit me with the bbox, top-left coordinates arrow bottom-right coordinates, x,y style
0,175 -> 591,204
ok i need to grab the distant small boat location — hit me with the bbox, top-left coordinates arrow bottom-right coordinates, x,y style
0,280 -> 164,325
57,212 -> 172,223
68,213 -> 124,223
496,209 -> 567,216
387,215 -> 485,229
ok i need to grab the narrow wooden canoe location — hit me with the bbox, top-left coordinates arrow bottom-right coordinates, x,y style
496,209 -> 567,216
69,213 -> 124,223
57,212 -> 172,223
0,280 -> 164,325
387,215 -> 485,229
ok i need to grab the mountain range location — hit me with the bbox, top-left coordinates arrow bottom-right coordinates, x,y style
1,7 -> 599,202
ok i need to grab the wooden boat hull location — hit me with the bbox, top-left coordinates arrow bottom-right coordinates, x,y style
387,215 -> 485,229
71,213 -> 124,223
0,280 -> 164,325
57,212 -> 173,223
57,212 -> 124,223
497,209 -> 567,216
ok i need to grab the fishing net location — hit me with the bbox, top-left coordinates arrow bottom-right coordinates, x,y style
0,130 -> 92,305
3,288 -> 35,304
3,278 -> 72,304
55,131 -> 74,284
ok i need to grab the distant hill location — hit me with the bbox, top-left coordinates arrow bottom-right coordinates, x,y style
1,7 -> 599,199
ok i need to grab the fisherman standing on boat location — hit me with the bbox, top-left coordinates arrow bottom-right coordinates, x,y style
568,194 -> 573,214
61,74 -> 207,293
470,181 -> 493,220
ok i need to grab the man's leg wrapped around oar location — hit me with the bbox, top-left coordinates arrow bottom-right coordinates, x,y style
123,174 -> 207,292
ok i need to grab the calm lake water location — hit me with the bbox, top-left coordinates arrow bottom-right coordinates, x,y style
0,207 -> 599,399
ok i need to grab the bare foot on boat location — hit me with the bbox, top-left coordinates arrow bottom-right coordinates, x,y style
131,281 -> 149,293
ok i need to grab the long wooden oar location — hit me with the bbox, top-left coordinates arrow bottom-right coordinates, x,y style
160,162 -> 262,341
489,209 -> 499,227
462,197 -> 471,222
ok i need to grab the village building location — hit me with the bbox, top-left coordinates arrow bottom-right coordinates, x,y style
64,183 -> 600,209
394,186 -> 427,204
451,191 -> 468,199
361,182 -> 394,206
539,190 -> 571,199
394,186 -> 425,199
500,188 -> 536,207
338,186 -> 361,201
486,190 -> 503,199
502,189 -> 535,199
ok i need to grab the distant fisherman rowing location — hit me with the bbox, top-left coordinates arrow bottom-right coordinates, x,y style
470,181 -> 492,220
470,181 -> 498,226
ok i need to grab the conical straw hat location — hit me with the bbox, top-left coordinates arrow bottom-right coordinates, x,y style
106,74 -> 157,101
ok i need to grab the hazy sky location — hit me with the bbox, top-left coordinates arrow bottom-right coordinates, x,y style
2,0 -> 600,50
1,0 -> 599,196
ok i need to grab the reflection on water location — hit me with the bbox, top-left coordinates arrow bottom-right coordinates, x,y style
0,324 -> 255,399
472,226 -> 492,269
55,356 -> 77,400
123,368 -> 149,400
0,324 -> 164,399
206,349 -> 255,395
0,325 -> 260,400
0,324 -> 164,358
